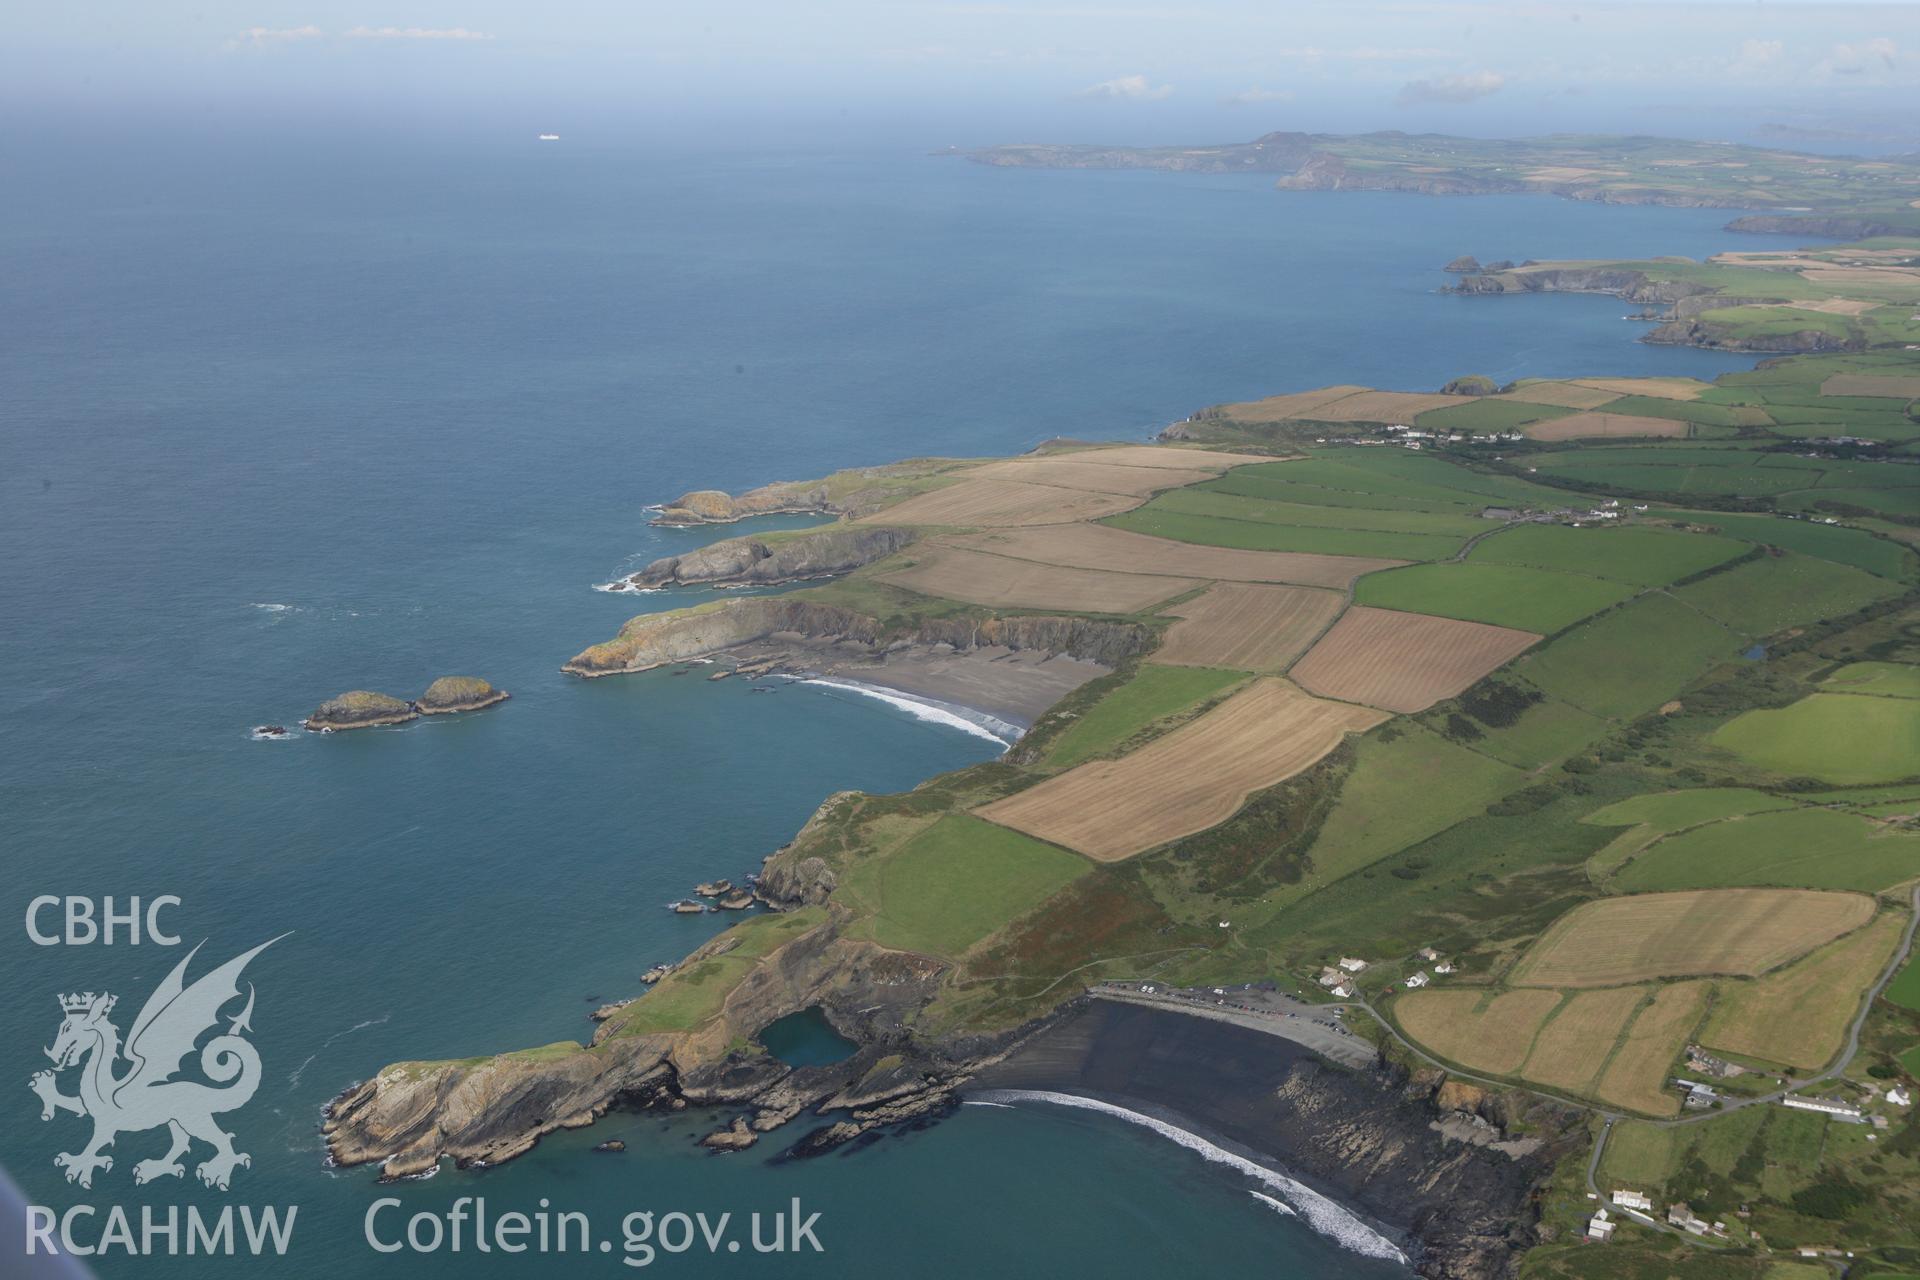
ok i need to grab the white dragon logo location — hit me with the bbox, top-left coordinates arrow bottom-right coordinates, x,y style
29,937 -> 283,1191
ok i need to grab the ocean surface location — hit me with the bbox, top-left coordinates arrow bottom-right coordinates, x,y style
0,130 -> 1760,1278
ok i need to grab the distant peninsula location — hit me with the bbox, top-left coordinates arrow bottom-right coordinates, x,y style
959,130 -> 1920,232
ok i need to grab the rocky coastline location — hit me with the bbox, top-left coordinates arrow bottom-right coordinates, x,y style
969,1002 -> 1585,1280
607,526 -> 916,591
1444,263 -> 1865,354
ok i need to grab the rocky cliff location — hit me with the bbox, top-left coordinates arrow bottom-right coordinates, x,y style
1645,317 -> 1865,354
324,907 -> 1013,1177
563,597 -> 1153,677
1445,265 -> 1715,306
617,526 -> 916,590
651,462 -> 957,527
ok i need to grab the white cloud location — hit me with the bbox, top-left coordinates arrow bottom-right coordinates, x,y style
1813,36 -> 1900,80
1223,86 -> 1295,106
228,25 -> 325,49
1394,69 -> 1505,106
1074,73 -> 1174,101
1729,38 -> 1784,75
344,26 -> 494,41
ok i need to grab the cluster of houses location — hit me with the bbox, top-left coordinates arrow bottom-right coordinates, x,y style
1315,946 -> 1457,998
1587,1189 -> 1727,1243
1317,423 -> 1529,452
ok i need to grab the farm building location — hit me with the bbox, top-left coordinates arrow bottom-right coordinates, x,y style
1782,1096 -> 1863,1120
1889,1086 -> 1913,1107
1404,971 -> 1430,989
1585,1209 -> 1614,1241
1611,1190 -> 1653,1212
1338,957 -> 1368,973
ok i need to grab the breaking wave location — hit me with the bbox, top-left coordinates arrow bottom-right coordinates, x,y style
972,1090 -> 1407,1264
795,678 -> 1017,747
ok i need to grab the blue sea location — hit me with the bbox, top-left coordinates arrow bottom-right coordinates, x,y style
0,129 -> 1758,1278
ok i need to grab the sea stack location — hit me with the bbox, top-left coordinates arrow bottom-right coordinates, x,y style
303,691 -> 418,731
416,676 -> 509,716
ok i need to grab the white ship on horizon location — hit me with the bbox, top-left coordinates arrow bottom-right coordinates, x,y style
537,133 -> 560,142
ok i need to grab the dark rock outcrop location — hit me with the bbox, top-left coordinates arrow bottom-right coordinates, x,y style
1441,375 -> 1497,396
416,676 -> 509,715
303,691 -> 418,731
619,527 -> 916,590
1644,317 -> 1865,354
1442,255 -> 1481,274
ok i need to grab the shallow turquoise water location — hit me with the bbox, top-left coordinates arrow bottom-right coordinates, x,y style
0,127 -> 1760,1277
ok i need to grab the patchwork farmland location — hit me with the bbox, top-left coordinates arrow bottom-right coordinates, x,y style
1288,606 -> 1540,712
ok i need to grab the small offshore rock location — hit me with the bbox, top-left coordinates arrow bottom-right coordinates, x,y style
700,1117 -> 758,1152
415,676 -> 509,715
592,1140 -> 626,1154
303,691 -> 418,732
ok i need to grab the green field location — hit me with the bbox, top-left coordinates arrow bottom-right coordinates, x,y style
1468,693 -> 1609,770
1353,562 -> 1633,634
862,815 -> 1089,958
1664,510 -> 1914,581
1822,661 -> 1920,699
1413,398 -> 1577,434
1668,552 -> 1899,637
1102,501 -> 1458,560
1469,523 -> 1746,586
1183,485 -> 1489,536
1713,692 -> 1920,784
1522,593 -> 1740,719
1043,665 -> 1246,768
1887,951 -> 1920,1013
1287,725 -> 1524,900
1613,805 -> 1920,893
1584,787 -> 1799,833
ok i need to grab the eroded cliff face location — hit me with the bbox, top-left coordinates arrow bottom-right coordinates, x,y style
619,527 -> 916,590
322,908 -> 1003,1178
564,598 -> 1153,677
1645,317 -> 1866,354
1445,266 -> 1713,305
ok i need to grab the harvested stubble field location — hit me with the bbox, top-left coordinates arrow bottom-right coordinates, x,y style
1699,910 -> 1907,1070
1524,411 -> 1688,441
974,677 -> 1387,861
1499,381 -> 1624,410
1213,385 -> 1369,422
1394,989 -> 1563,1077
1593,980 -> 1712,1116
1292,390 -> 1467,422
1061,445 -> 1268,471
967,456 -> 1223,497
1820,373 -> 1920,398
1152,583 -> 1346,672
941,522 -> 1399,587
1288,606 -> 1540,713
1518,986 -> 1647,1094
1571,377 -> 1709,401
1509,888 -> 1875,988
865,478 -> 1145,527
877,545 -> 1198,613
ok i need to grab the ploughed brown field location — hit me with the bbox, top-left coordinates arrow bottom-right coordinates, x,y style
1593,980 -> 1711,1117
942,522 -> 1402,588
1498,382 -> 1623,410
1151,582 -> 1346,672
1509,888 -> 1876,988
1820,373 -> 1920,399
1287,606 -> 1540,713
877,545 -> 1199,613
1570,376 -> 1708,401
1525,411 -> 1688,441
966,457 -> 1223,497
865,478 -> 1145,527
974,678 -> 1387,861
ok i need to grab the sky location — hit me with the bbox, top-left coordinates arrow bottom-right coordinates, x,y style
6,2 -> 1920,149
